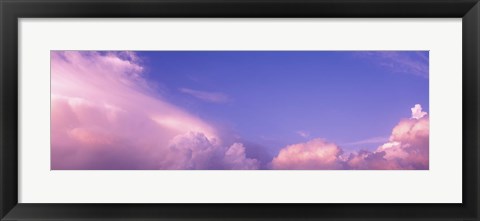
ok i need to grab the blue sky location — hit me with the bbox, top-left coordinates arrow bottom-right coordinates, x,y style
136,51 -> 428,164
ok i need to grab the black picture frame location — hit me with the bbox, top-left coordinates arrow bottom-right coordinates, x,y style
1,0 -> 479,220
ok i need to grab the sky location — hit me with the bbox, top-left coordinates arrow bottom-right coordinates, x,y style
51,51 -> 429,170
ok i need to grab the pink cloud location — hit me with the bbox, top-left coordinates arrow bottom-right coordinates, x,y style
271,138 -> 344,170
411,104 -> 428,120
51,51 -> 258,170
347,113 -> 429,170
270,104 -> 429,170
375,113 -> 429,169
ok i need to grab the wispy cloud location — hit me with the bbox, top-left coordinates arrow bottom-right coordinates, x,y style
296,130 -> 310,138
179,88 -> 229,103
355,51 -> 429,78
343,136 -> 389,146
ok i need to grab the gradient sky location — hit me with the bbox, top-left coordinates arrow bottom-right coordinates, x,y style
51,51 -> 429,170
136,51 -> 428,161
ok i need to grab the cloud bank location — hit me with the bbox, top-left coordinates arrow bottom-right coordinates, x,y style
51,51 -> 258,170
271,104 -> 429,170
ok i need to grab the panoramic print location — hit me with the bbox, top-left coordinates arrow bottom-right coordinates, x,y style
51,51 -> 429,170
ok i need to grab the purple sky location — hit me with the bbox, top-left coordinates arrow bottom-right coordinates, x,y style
51,51 -> 429,170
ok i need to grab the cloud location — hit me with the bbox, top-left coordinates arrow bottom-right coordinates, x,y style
351,104 -> 429,170
411,104 -> 427,119
296,130 -> 310,138
223,143 -> 260,170
179,88 -> 229,103
376,112 -> 429,169
348,112 -> 429,170
356,51 -> 429,78
345,150 -> 395,170
51,51 -> 257,170
271,138 -> 344,170
270,104 -> 429,170
165,132 -> 259,170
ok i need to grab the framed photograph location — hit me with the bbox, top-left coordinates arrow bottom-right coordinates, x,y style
1,0 -> 479,220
